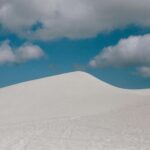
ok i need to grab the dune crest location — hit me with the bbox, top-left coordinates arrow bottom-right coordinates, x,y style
0,71 -> 150,149
0,71 -> 149,124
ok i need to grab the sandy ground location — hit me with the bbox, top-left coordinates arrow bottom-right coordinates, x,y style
0,71 -> 149,150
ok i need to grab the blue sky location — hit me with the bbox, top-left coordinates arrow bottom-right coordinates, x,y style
0,0 -> 150,89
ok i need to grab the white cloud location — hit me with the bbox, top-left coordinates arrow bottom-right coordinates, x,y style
137,66 -> 150,78
0,0 -> 150,40
0,41 -> 16,64
89,34 -> 150,77
0,40 -> 44,65
90,34 -> 150,68
16,43 -> 45,63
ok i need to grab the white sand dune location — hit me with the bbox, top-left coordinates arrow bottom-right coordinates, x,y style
0,71 -> 150,150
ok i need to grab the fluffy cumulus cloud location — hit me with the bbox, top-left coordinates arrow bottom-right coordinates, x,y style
0,0 -> 150,40
89,34 -> 150,77
0,40 -> 44,65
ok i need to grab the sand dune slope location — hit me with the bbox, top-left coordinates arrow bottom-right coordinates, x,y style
0,71 -> 150,150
